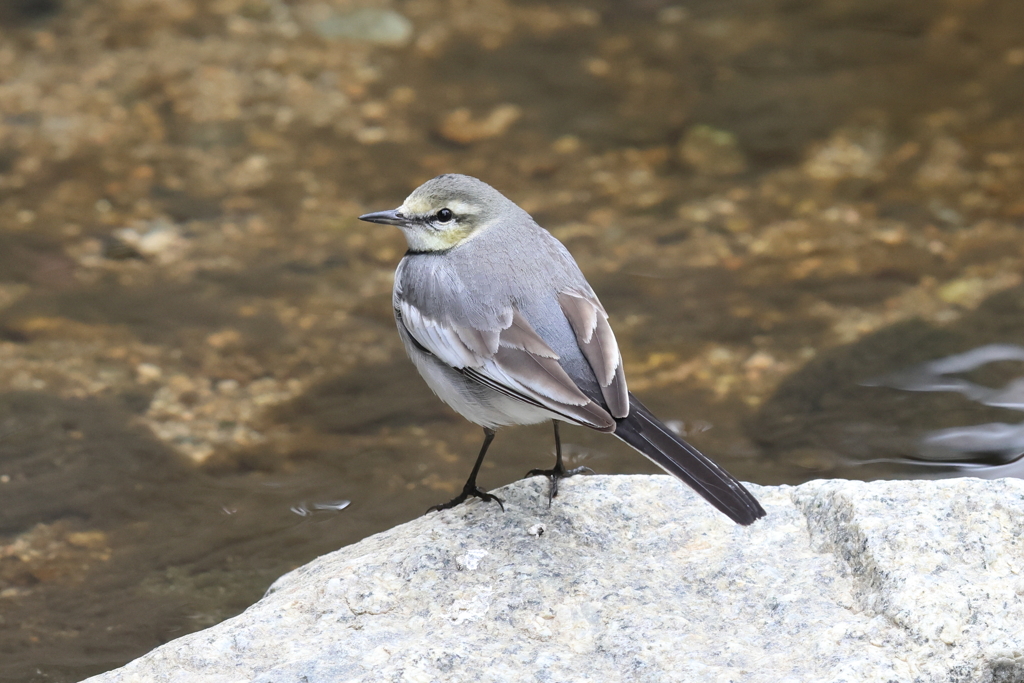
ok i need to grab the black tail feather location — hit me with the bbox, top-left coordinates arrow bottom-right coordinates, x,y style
613,394 -> 766,525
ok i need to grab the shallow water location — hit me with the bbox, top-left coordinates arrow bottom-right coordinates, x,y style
1,0 -> 1024,680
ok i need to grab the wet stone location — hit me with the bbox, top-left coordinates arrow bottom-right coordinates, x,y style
437,104 -> 523,145
679,125 -> 748,177
308,8 -> 413,46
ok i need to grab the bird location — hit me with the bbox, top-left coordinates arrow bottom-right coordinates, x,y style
359,174 -> 766,525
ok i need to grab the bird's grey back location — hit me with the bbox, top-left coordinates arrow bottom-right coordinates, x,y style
396,212 -> 606,402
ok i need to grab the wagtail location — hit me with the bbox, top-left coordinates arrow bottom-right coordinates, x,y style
360,174 -> 765,525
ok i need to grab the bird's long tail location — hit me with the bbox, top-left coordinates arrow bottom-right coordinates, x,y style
613,393 -> 766,525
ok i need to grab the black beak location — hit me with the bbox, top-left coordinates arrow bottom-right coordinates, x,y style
358,209 -> 407,226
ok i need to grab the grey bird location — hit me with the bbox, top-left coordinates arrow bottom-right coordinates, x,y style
359,174 -> 765,525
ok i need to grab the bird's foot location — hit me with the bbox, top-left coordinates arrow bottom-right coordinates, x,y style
525,465 -> 594,504
426,485 -> 504,514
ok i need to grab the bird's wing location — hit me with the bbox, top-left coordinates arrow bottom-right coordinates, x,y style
557,291 -> 629,418
397,298 -> 616,430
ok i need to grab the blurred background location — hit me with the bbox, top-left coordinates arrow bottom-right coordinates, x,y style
1,0 -> 1023,679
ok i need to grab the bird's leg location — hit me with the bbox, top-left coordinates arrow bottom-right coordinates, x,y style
427,427 -> 504,513
526,421 -> 593,504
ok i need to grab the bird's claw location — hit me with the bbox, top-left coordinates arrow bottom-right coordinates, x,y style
525,465 -> 594,504
426,486 -> 504,514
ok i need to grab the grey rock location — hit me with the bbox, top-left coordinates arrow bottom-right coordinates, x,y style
83,476 -> 1024,683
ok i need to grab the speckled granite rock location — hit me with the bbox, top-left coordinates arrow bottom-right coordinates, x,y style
82,475 -> 1024,683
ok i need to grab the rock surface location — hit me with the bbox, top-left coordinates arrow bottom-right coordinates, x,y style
83,476 -> 1024,683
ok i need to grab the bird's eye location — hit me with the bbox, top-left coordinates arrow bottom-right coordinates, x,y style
436,208 -> 454,223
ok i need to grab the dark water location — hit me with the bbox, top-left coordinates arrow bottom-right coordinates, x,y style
1,0 -> 1024,680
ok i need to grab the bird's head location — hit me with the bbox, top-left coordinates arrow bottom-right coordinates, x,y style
359,174 -> 515,252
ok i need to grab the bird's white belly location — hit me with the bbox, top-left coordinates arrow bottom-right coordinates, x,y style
403,337 -> 558,429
